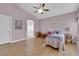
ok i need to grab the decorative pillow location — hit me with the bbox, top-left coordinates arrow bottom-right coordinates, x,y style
47,31 -> 52,36
53,31 -> 59,34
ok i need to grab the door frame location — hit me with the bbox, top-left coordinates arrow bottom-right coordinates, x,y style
25,20 -> 35,39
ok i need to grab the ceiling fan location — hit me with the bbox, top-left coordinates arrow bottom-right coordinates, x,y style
33,3 -> 49,14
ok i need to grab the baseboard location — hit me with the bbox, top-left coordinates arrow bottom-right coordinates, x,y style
0,41 -> 10,45
10,38 -> 26,43
10,37 -> 35,43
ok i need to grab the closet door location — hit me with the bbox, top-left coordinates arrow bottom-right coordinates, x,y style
0,15 -> 12,45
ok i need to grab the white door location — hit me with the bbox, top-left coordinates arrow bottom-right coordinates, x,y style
0,15 -> 12,45
26,20 -> 34,39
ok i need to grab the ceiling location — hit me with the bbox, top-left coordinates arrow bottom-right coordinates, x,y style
16,3 -> 79,19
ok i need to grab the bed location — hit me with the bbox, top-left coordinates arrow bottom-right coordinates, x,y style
45,32 -> 65,48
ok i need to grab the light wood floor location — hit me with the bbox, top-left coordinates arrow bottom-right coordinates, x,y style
0,37 -> 79,56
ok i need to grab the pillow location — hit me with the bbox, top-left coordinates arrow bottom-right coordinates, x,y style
47,31 -> 52,36
53,31 -> 59,34
47,31 -> 52,34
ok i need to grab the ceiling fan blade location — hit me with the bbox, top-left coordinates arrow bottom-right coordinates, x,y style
34,11 -> 38,13
41,12 -> 43,14
32,6 -> 38,9
42,3 -> 45,7
43,9 -> 49,11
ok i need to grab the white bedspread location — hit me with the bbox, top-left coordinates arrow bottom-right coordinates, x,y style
45,33 -> 65,48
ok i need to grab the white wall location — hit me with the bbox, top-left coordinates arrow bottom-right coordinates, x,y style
40,12 -> 78,36
0,4 -> 40,41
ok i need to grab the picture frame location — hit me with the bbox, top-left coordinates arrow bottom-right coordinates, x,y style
15,20 -> 23,30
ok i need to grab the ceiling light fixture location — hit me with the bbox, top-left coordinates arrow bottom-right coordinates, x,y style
33,3 -> 49,14
38,9 -> 43,13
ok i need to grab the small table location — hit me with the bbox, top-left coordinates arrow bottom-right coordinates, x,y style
65,34 -> 72,43
41,33 -> 47,39
36,32 -> 47,39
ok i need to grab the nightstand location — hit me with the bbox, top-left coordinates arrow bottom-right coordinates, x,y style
65,34 -> 72,43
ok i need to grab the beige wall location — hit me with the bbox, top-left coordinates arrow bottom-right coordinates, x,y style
40,12 -> 78,36
0,3 -> 39,41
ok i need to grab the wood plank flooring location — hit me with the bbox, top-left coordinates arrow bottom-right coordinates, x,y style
0,37 -> 79,56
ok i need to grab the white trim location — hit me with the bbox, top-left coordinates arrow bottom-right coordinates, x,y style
10,38 -> 26,43
0,41 -> 9,45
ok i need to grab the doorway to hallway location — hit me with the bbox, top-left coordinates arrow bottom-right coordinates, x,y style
26,20 -> 34,39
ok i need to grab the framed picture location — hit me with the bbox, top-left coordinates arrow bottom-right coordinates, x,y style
15,20 -> 23,30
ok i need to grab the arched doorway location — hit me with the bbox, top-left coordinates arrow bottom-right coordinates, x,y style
26,20 -> 34,39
